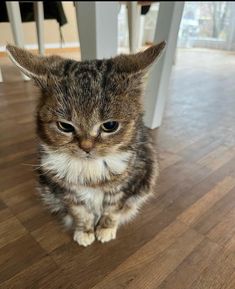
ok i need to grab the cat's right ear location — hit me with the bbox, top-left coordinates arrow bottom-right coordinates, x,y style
6,44 -> 63,81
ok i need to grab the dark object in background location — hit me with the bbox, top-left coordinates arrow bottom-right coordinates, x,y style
0,2 -> 67,26
140,1 -> 158,15
141,5 -> 151,15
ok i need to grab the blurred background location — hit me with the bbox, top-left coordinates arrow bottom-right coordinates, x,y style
1,2 -> 235,53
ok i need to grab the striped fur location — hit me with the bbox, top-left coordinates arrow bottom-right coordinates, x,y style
6,42 -> 165,246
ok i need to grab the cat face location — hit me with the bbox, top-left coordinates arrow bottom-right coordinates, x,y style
37,61 -> 146,158
6,43 -> 165,159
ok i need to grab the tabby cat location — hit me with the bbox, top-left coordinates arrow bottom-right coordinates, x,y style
7,42 -> 165,246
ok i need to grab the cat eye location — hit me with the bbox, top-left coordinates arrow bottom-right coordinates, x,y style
101,121 -> 119,133
57,121 -> 75,133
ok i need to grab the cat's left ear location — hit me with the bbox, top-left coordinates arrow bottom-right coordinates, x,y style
6,44 -> 63,81
114,41 -> 166,73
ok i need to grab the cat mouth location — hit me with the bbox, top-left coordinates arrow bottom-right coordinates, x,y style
80,152 -> 95,160
84,154 -> 93,159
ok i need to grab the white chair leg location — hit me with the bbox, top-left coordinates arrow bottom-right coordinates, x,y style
0,68 -> 3,82
6,1 -> 29,81
144,2 -> 185,129
6,2 -> 24,47
138,15 -> 145,48
75,2 -> 118,60
34,2 -> 45,55
127,1 -> 141,53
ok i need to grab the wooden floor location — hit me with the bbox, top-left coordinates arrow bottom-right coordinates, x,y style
1,48 -> 235,289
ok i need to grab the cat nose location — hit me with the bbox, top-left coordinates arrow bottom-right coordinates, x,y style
79,139 -> 94,153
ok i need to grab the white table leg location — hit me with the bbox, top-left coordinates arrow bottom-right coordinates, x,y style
6,1 -> 29,81
0,69 -> 3,82
138,14 -> 145,49
6,2 -> 24,47
34,2 -> 45,55
144,2 -> 185,129
75,2 -> 118,60
227,2 -> 235,50
127,1 -> 141,53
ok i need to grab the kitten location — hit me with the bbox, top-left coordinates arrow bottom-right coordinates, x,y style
7,42 -> 165,246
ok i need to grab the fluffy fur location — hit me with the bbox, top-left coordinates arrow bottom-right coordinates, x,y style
7,42 -> 165,246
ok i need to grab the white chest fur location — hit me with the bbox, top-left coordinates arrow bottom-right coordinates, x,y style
41,147 -> 131,185
76,186 -> 104,215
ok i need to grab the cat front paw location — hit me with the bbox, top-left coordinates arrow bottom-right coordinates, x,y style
96,227 -> 117,243
73,230 -> 95,247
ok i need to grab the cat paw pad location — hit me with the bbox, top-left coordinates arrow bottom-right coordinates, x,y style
96,227 -> 117,243
73,231 -> 95,247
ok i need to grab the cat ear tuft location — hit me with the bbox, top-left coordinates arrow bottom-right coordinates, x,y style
136,41 -> 166,70
6,44 -> 63,80
6,44 -> 46,79
115,41 -> 166,73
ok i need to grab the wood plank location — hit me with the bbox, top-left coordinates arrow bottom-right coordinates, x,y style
153,156 -> 235,229
158,150 -> 181,170
207,206 -> 235,246
189,250 -> 235,289
157,238 -> 220,289
1,180 -> 35,202
177,176 -> 235,226
16,204 -> 53,232
0,235 -> 46,283
0,208 -> 13,223
90,223 -> 202,289
0,256 -> 57,289
116,229 -> 203,289
193,186 -> 235,234
0,216 -> 27,249
197,145 -> 235,171
31,221 -> 71,253
51,208 -> 186,289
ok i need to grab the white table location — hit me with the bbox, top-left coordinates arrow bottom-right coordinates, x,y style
74,2 -> 119,60
76,1 -> 185,129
